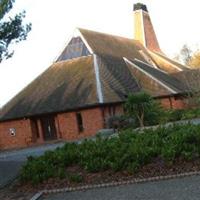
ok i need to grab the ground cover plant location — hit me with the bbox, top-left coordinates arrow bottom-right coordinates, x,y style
167,108 -> 200,122
20,124 -> 200,185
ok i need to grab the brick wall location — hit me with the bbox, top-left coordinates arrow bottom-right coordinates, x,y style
0,98 -> 187,150
0,119 -> 33,150
160,97 -> 186,109
103,104 -> 124,119
57,107 -> 104,141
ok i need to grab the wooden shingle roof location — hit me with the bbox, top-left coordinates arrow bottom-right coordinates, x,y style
0,28 -> 189,121
0,56 -> 98,121
79,28 -> 148,61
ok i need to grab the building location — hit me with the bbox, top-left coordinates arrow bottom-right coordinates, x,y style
0,3 -> 192,149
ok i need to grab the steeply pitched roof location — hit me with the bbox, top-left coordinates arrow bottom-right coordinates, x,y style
0,28 -> 189,122
171,69 -> 200,92
98,56 -> 141,103
132,59 -> 187,93
124,58 -> 187,96
79,28 -> 148,61
0,55 -> 142,121
148,51 -> 189,73
0,56 -> 98,121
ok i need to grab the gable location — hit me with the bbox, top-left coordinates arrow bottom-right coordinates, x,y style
56,36 -> 91,62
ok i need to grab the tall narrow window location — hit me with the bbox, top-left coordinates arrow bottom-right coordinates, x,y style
31,119 -> 39,138
113,106 -> 116,116
76,112 -> 84,133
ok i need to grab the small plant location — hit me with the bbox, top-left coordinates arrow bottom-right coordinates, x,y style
106,115 -> 136,130
57,168 -> 67,179
68,174 -> 83,183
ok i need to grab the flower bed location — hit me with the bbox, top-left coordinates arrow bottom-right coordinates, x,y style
20,124 -> 200,186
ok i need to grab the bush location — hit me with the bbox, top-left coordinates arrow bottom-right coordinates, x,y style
68,174 -> 83,183
167,108 -> 200,122
124,92 -> 165,127
106,115 -> 136,130
20,124 -> 200,184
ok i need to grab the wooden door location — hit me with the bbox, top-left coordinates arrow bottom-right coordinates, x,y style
40,116 -> 57,141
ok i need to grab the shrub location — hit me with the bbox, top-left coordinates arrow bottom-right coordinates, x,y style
167,108 -> 200,122
68,174 -> 83,183
20,124 -> 200,184
124,92 -> 165,127
106,115 -> 136,130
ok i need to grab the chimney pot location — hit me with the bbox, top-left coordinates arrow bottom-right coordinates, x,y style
133,3 -> 148,12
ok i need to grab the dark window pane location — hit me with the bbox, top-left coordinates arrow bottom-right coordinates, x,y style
56,37 -> 91,62
76,112 -> 84,133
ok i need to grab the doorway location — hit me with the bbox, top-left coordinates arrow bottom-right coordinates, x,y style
40,115 -> 57,141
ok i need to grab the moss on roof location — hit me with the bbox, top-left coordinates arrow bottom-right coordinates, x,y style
79,28 -> 147,61
98,56 -> 140,103
0,56 -> 98,121
0,29 -> 191,122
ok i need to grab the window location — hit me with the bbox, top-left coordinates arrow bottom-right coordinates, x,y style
56,37 -> 90,62
108,106 -> 116,116
113,106 -> 116,116
31,119 -> 40,138
76,112 -> 84,133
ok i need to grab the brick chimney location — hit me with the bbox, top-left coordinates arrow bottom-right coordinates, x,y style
133,3 -> 162,53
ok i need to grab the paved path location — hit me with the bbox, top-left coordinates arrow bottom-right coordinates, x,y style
0,142 -> 65,188
42,175 -> 200,200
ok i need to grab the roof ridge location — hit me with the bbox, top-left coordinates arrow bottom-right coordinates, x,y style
78,27 -> 140,44
124,57 -> 185,93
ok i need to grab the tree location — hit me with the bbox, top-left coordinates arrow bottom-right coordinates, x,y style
178,44 -> 192,65
124,92 -> 163,127
175,44 -> 200,68
177,69 -> 200,108
0,0 -> 31,62
188,51 -> 200,68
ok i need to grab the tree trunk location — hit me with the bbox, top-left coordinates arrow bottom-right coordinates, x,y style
138,113 -> 144,127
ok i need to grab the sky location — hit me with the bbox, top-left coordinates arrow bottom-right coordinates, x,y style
0,0 -> 200,107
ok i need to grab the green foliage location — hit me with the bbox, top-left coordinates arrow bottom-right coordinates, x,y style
0,0 -> 31,62
0,0 -> 18,19
124,92 -> 164,127
167,108 -> 200,122
20,124 -> 200,184
68,174 -> 83,183
106,115 -> 136,130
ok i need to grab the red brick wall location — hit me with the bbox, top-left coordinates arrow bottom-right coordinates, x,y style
103,104 -> 124,120
0,119 -> 33,150
0,98 -> 187,150
57,107 -> 104,141
160,97 -> 186,109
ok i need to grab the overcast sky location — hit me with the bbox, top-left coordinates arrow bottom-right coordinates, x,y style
0,0 -> 200,107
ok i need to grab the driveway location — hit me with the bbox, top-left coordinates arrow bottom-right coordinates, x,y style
42,175 -> 200,200
0,142 -> 65,188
